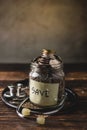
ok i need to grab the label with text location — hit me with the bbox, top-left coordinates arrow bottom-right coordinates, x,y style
29,79 -> 59,106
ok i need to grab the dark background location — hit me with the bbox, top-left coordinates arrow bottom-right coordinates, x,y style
0,0 -> 87,63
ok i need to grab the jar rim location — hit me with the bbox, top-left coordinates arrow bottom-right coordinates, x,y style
30,61 -> 63,70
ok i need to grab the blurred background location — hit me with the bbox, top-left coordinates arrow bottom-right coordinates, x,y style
0,0 -> 87,63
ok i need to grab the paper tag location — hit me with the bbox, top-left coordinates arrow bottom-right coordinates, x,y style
29,78 -> 59,106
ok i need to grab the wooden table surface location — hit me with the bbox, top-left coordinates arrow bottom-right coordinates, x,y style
0,64 -> 87,130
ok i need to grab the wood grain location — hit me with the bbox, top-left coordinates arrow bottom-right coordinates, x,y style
0,64 -> 87,130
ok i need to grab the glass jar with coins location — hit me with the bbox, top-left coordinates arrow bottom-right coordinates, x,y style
29,49 -> 65,107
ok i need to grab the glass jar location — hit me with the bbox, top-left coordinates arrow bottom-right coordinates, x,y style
29,49 -> 65,107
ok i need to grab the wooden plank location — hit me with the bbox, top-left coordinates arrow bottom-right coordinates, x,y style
0,65 -> 87,130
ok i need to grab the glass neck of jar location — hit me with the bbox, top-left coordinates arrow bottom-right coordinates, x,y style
31,62 -> 63,71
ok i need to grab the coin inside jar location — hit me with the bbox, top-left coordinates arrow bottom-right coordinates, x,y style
29,49 -> 65,107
